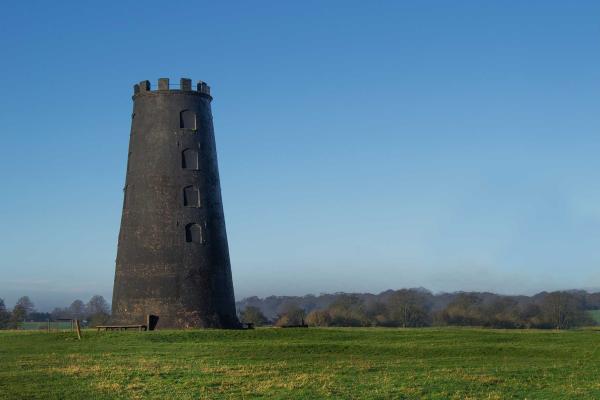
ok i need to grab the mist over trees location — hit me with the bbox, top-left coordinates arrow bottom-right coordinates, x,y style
274,303 -> 306,327
238,289 -> 598,329
239,306 -> 269,327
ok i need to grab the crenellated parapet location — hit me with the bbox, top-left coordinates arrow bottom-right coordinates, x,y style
133,78 -> 211,97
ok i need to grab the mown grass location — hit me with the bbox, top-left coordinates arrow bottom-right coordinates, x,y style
1,327 -> 600,399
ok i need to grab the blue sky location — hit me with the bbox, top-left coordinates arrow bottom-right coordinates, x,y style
1,1 -> 600,310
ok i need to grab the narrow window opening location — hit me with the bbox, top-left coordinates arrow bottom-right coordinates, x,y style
180,110 -> 196,130
185,223 -> 203,243
182,148 -> 199,170
183,185 -> 201,207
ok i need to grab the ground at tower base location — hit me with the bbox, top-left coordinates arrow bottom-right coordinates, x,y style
2,327 -> 600,399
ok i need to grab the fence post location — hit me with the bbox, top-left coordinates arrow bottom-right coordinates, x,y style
75,319 -> 82,340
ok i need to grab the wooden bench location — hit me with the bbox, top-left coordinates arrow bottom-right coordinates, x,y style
96,325 -> 147,332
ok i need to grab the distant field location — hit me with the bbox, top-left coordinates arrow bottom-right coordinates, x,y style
20,321 -> 74,331
1,328 -> 600,399
588,309 -> 600,324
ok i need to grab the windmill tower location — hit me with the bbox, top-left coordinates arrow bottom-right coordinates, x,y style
111,78 -> 239,328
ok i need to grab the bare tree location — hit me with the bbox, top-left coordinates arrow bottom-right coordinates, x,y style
15,296 -> 35,317
68,300 -> 86,319
9,305 -> 26,328
365,301 -> 389,326
387,289 -> 432,327
240,306 -> 269,326
483,297 -> 520,328
86,295 -> 110,316
436,293 -> 483,326
0,299 -> 10,329
539,291 -> 592,329
86,295 -> 110,326
50,307 -> 68,320
306,310 -> 332,327
327,294 -> 369,326
275,303 -> 306,326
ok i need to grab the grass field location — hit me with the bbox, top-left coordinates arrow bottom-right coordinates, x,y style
1,328 -> 600,399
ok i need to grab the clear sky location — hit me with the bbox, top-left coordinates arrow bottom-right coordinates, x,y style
1,1 -> 600,311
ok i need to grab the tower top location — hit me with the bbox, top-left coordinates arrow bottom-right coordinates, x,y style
133,78 -> 211,98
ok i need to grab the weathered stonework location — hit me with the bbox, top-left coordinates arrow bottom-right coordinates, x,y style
111,78 -> 240,329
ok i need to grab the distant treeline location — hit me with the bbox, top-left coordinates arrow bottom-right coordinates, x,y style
2,289 -> 598,330
0,295 -> 111,329
237,289 -> 600,329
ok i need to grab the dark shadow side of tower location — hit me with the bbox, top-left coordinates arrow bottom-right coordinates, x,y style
111,78 -> 240,329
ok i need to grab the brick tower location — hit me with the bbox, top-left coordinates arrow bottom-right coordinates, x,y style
111,78 -> 239,329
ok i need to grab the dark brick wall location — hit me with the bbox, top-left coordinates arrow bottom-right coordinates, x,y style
111,79 -> 239,329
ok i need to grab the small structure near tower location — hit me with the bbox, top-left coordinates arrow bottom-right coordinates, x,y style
111,78 -> 240,329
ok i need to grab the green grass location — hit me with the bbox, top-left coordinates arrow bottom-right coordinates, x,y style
1,328 -> 600,399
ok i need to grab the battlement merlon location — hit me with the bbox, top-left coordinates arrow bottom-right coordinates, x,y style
132,78 -> 212,98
